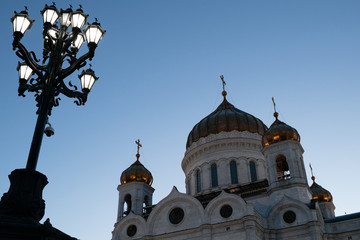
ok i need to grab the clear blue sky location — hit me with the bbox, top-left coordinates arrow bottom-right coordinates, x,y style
0,1 -> 359,239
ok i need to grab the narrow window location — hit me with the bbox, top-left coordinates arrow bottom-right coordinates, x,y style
186,179 -> 190,194
276,155 -> 291,180
196,169 -> 201,193
230,161 -> 238,184
211,163 -> 218,187
143,195 -> 149,215
123,194 -> 132,216
250,161 -> 257,182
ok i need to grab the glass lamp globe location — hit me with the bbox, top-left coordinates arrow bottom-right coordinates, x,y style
17,62 -> 33,83
84,22 -> 106,46
71,33 -> 86,51
71,9 -> 88,33
60,8 -> 72,28
40,4 -> 59,25
78,68 -> 99,93
10,11 -> 34,36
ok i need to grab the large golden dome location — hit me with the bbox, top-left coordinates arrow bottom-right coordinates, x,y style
186,93 -> 268,148
262,112 -> 300,147
120,157 -> 153,186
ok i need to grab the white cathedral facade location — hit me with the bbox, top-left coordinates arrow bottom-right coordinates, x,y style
111,88 -> 360,240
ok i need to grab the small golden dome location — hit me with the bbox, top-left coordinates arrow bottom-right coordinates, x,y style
262,112 -> 300,147
310,177 -> 333,203
186,97 -> 268,148
120,159 -> 153,186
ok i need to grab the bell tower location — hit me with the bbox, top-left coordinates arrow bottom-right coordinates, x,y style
116,139 -> 154,222
262,99 -> 311,203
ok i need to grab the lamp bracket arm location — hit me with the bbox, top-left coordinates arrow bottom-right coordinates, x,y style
59,52 -> 90,80
18,83 -> 43,97
29,51 -> 40,63
59,81 -> 87,105
62,34 -> 76,54
15,42 -> 46,78
63,52 -> 76,66
59,80 -> 78,97
30,76 -> 41,85
68,80 -> 78,91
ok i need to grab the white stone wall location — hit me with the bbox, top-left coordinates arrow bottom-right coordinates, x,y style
325,217 -> 360,240
112,186 -> 360,240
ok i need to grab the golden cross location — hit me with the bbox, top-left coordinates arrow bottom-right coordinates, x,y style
272,97 -> 277,113
220,75 -> 226,91
135,139 -> 142,155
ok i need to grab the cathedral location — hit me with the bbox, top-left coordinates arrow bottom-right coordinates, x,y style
111,78 -> 360,240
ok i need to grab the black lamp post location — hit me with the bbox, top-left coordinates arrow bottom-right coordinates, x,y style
0,4 -> 105,236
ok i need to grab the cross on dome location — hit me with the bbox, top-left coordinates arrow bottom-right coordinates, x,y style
135,139 -> 142,160
309,163 -> 315,182
220,75 -> 227,98
272,97 -> 279,119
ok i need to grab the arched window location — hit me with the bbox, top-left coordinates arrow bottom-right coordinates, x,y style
276,155 -> 291,180
230,161 -> 238,184
250,161 -> 257,182
196,169 -> 201,193
123,194 -> 132,216
211,163 -> 218,187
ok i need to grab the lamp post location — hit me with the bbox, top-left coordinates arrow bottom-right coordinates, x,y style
0,4 -> 105,227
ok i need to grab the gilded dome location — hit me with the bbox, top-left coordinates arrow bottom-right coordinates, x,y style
310,177 -> 333,202
186,95 -> 268,148
120,157 -> 153,186
262,112 -> 300,147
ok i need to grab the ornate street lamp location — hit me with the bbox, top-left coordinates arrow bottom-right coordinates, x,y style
0,4 -> 106,228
